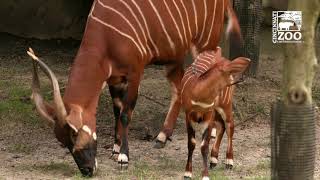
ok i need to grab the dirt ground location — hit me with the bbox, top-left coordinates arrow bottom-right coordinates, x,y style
0,28 -> 319,180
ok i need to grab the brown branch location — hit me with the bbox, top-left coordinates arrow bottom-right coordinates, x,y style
235,113 -> 259,127
138,93 -> 167,107
232,101 -> 244,122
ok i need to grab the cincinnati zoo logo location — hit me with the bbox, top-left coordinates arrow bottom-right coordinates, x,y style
272,11 -> 302,43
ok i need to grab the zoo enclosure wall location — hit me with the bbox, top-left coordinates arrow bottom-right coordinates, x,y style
0,0 -> 287,40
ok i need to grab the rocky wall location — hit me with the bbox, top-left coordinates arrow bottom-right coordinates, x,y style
0,0 -> 92,40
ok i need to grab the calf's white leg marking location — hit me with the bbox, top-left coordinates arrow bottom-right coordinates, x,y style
184,171 -> 192,178
202,177 -> 210,180
118,153 -> 129,163
210,156 -> 218,164
157,131 -> 167,142
226,159 -> 234,166
163,84 -> 178,127
211,128 -> 216,138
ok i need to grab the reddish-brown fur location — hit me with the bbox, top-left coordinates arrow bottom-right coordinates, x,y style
28,0 -> 242,176
181,48 -> 250,179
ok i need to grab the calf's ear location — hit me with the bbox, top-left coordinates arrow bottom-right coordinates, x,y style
223,57 -> 251,75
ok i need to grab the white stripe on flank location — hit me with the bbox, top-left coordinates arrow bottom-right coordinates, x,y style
130,0 -> 160,57
89,1 -> 95,17
201,56 -> 214,62
148,0 -> 176,54
181,76 -> 193,97
191,0 -> 198,36
206,53 -> 215,58
118,0 -> 152,57
197,62 -> 209,69
163,0 -> 184,47
97,0 -> 147,57
183,70 -> 192,76
197,65 -> 207,73
172,0 -> 188,46
223,87 -> 229,103
226,86 -> 232,104
184,69 -> 193,75
197,0 -> 208,45
90,6 -> 144,57
198,58 -> 211,65
107,64 -> 112,79
202,0 -> 218,48
179,0 -> 192,39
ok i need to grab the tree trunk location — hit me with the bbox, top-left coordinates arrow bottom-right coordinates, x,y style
271,0 -> 319,179
231,0 -> 263,77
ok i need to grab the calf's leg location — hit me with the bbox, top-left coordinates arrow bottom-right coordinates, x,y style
200,113 -> 213,179
184,113 -> 195,180
155,63 -> 184,148
225,116 -> 234,169
210,116 -> 225,168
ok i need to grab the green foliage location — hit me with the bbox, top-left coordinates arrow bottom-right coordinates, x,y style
9,143 -> 32,154
0,80 -> 39,126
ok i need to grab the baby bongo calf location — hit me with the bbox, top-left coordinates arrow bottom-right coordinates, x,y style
181,47 -> 250,179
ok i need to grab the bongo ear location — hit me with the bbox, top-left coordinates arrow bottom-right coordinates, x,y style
223,57 -> 251,75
